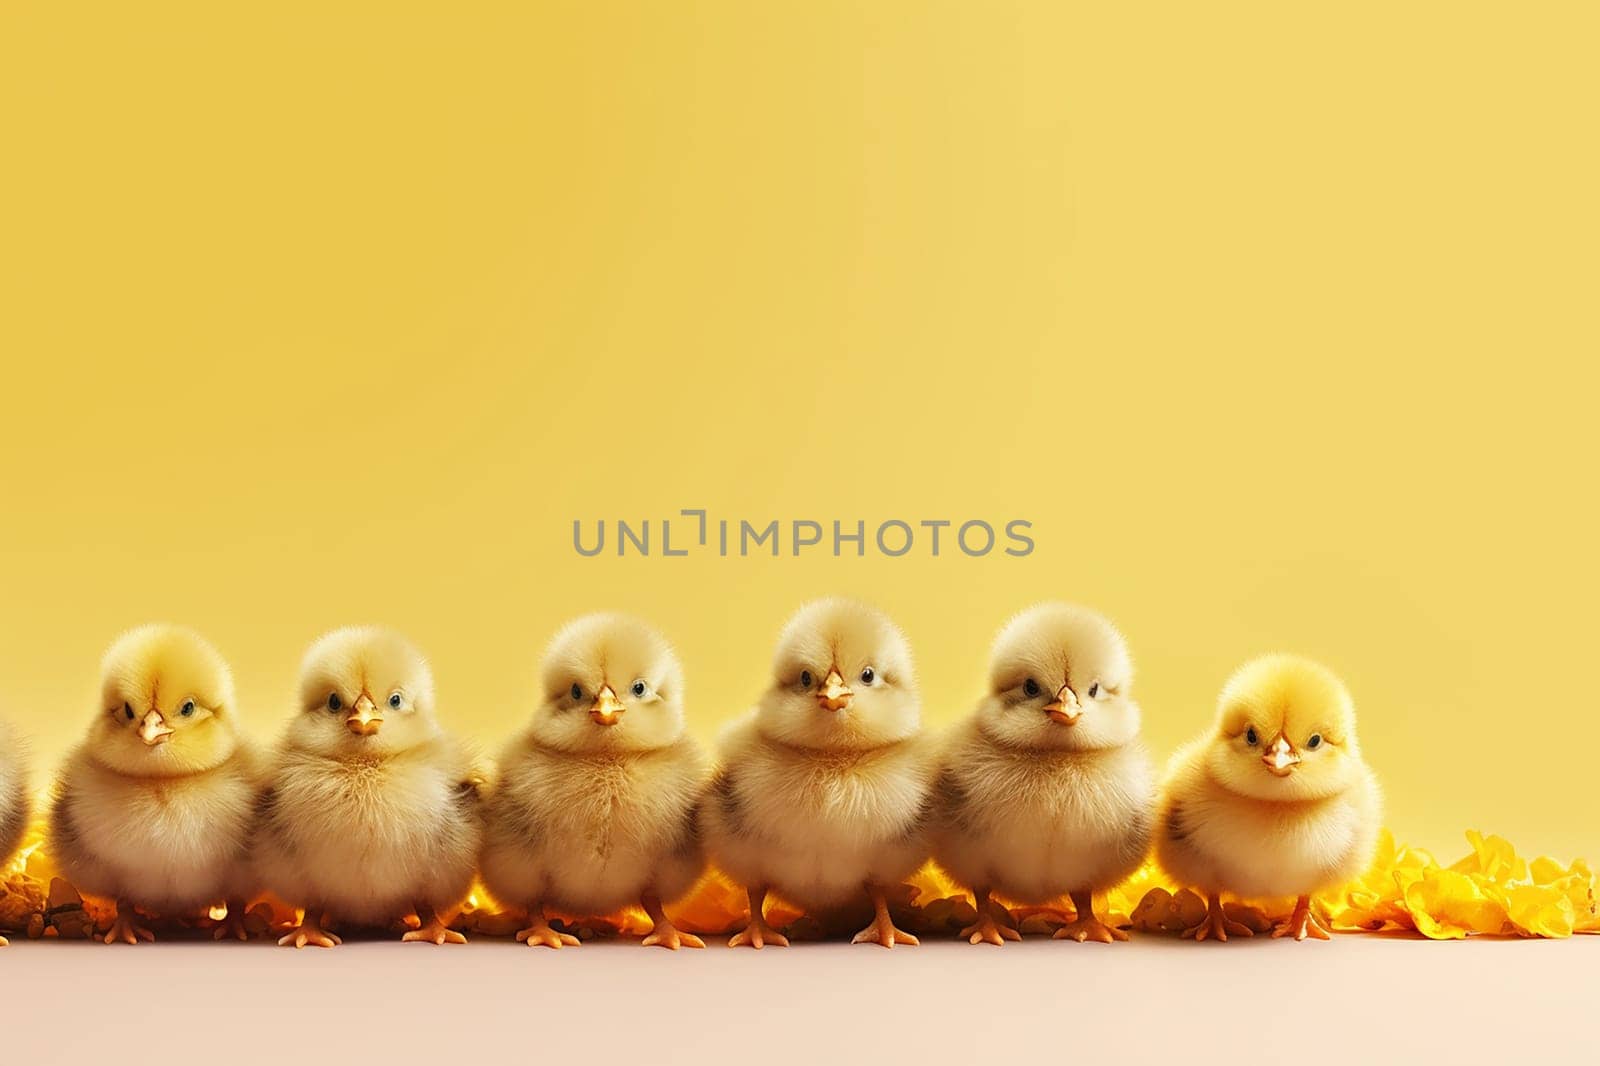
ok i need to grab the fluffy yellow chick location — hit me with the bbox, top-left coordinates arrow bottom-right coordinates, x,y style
50,626 -> 261,944
255,627 -> 482,948
702,598 -> 936,949
933,603 -> 1154,944
480,613 -> 709,950
0,718 -> 30,948
1156,654 -> 1382,941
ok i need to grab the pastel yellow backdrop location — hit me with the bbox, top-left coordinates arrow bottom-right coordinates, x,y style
1,3 -> 1594,859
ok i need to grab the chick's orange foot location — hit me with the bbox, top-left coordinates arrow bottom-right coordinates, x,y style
853,885 -> 919,948
103,907 -> 155,945
278,914 -> 342,949
1273,897 -> 1333,941
1182,893 -> 1254,942
728,918 -> 789,949
403,921 -> 467,945
211,901 -> 252,942
516,916 -> 579,949
1054,916 -> 1129,943
853,913 -> 919,948
402,904 -> 467,945
728,885 -> 788,949
959,889 -> 1020,945
1055,891 -> 1130,943
953,902 -> 1017,941
641,920 -> 703,950
639,892 -> 703,949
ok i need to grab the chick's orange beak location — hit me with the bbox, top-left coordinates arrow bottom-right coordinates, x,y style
138,711 -> 173,746
818,670 -> 852,712
1263,735 -> 1300,775
1044,684 -> 1081,725
589,685 -> 625,726
347,694 -> 383,736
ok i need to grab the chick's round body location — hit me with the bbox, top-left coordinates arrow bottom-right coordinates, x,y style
933,716 -> 1154,904
255,736 -> 482,927
1155,737 -> 1381,900
51,741 -> 261,911
0,720 -> 30,871
480,735 -> 706,914
1155,654 -> 1381,941
703,711 -> 935,911
261,627 -> 482,946
49,626 -> 261,932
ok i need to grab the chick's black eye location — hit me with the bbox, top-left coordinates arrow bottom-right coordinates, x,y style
389,693 -> 402,709
327,693 -> 342,712
860,667 -> 875,685
1022,678 -> 1041,698
799,670 -> 812,688
123,702 -> 134,721
1308,734 -> 1323,749
1088,683 -> 1101,699
1245,726 -> 1258,746
180,700 -> 195,717
630,680 -> 647,698
570,683 -> 583,702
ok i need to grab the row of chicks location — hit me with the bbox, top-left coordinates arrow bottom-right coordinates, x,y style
0,600 -> 1380,949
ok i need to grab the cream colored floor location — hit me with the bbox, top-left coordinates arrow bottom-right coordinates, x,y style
2,936 -> 1593,1063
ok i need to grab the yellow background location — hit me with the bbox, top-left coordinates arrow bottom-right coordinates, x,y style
1,3 -> 1594,858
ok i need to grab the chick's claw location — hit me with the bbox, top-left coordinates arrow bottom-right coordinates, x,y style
403,922 -> 468,946
517,920 -> 580,949
852,914 -> 919,948
1182,912 -> 1254,942
103,912 -> 156,945
213,920 -> 248,942
641,921 -> 704,950
855,884 -> 919,948
959,912 -> 1020,946
1273,897 -> 1333,941
277,916 -> 341,949
728,919 -> 789,949
1054,917 -> 1129,943
212,906 -> 252,942
1182,894 -> 1253,942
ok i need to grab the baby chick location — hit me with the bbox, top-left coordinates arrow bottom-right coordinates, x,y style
933,603 -> 1154,944
50,626 -> 261,944
703,598 -> 936,949
480,613 -> 708,949
1156,654 -> 1382,941
255,627 -> 482,948
0,718 -> 29,948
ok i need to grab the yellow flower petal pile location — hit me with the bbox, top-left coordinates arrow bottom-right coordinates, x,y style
1330,830 -> 1600,939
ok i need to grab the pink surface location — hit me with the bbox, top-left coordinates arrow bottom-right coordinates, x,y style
2,936 -> 1593,1063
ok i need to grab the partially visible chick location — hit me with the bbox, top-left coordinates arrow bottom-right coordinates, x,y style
481,613 -> 708,949
50,626 -> 261,944
702,598 -> 935,949
933,603 -> 1154,944
256,627 -> 482,948
1156,654 -> 1381,941
0,718 -> 30,948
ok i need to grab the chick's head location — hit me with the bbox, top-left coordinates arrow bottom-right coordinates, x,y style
531,613 -> 685,754
757,598 -> 919,751
92,625 -> 239,777
1205,654 -> 1363,802
293,627 -> 439,757
980,603 -> 1140,752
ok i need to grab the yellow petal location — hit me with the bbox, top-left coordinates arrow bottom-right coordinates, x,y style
1403,869 -> 1512,938
1507,884 -> 1575,938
